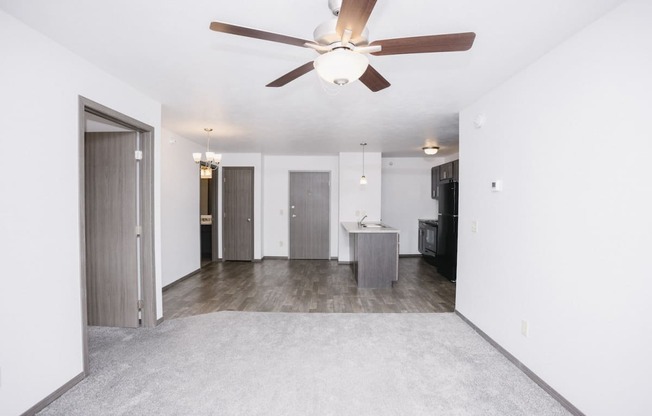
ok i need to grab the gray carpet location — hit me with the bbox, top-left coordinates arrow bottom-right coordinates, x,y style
40,312 -> 571,416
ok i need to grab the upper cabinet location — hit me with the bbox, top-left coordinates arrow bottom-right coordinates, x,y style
431,166 -> 440,199
431,159 -> 459,199
439,162 -> 453,181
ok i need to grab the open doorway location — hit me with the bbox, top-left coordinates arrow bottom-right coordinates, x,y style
200,164 -> 219,266
78,96 -> 157,373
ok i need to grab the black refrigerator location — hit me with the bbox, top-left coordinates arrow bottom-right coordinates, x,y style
437,181 -> 459,282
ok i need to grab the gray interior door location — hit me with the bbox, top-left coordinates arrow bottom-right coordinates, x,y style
222,167 -> 254,261
85,132 -> 139,328
289,172 -> 330,259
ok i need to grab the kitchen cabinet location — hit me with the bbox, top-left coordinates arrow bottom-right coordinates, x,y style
439,162 -> 453,181
431,159 -> 459,199
431,166 -> 440,199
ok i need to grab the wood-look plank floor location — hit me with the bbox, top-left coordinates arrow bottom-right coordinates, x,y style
163,257 -> 455,319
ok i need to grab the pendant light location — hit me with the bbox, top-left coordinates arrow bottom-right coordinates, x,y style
360,142 -> 368,185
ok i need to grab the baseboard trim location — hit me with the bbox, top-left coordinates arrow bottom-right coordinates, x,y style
156,316 -> 164,326
338,261 -> 352,265
261,257 -> 340,261
455,311 -> 585,416
162,268 -> 201,292
21,371 -> 85,416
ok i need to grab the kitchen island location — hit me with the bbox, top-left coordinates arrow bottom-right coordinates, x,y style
341,222 -> 399,289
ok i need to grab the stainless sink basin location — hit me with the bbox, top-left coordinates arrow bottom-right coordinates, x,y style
361,223 -> 386,228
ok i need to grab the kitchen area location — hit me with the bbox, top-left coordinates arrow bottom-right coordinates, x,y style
418,158 -> 459,282
342,156 -> 460,288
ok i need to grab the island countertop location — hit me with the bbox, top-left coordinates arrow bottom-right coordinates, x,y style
342,222 -> 399,288
341,222 -> 399,234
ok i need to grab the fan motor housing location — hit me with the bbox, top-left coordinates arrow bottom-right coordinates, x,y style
313,18 -> 369,46
328,0 -> 342,15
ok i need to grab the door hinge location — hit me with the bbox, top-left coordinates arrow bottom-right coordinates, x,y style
135,150 -> 143,160
137,299 -> 144,310
135,225 -> 142,236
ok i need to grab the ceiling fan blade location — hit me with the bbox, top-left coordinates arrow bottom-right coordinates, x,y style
359,65 -> 390,92
370,32 -> 476,56
266,62 -> 315,87
336,0 -> 377,40
210,21 -> 317,48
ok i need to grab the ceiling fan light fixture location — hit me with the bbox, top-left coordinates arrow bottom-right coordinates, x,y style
314,49 -> 369,86
423,146 -> 439,155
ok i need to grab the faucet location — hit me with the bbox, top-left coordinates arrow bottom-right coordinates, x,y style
358,214 -> 368,226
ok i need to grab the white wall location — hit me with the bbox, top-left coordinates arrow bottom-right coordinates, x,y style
457,1 -> 652,415
217,153 -> 263,260
262,156 -> 339,258
381,155 -> 458,254
337,152 -> 382,262
161,130 -> 203,287
0,10 -> 163,416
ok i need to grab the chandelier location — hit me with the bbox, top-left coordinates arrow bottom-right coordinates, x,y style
192,128 -> 221,170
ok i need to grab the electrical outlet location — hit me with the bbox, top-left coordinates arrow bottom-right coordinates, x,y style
471,220 -> 478,233
521,320 -> 529,337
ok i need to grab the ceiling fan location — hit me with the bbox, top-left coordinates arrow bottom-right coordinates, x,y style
209,0 -> 476,92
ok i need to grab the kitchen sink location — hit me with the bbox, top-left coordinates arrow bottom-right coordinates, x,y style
361,223 -> 386,228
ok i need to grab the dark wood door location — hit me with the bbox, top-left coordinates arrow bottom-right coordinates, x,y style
289,172 -> 330,259
222,167 -> 254,261
85,132 -> 139,328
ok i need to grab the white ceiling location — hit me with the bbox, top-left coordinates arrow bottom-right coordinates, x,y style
0,0 -> 623,156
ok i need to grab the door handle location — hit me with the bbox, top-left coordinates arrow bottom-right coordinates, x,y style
247,218 -> 251,222
292,214 -> 297,218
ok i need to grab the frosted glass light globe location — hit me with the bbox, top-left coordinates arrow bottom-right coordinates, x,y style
314,49 -> 369,86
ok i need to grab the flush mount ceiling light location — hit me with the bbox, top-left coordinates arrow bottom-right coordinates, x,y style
360,142 -> 368,185
192,128 -> 222,170
423,146 -> 439,155
314,48 -> 369,86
